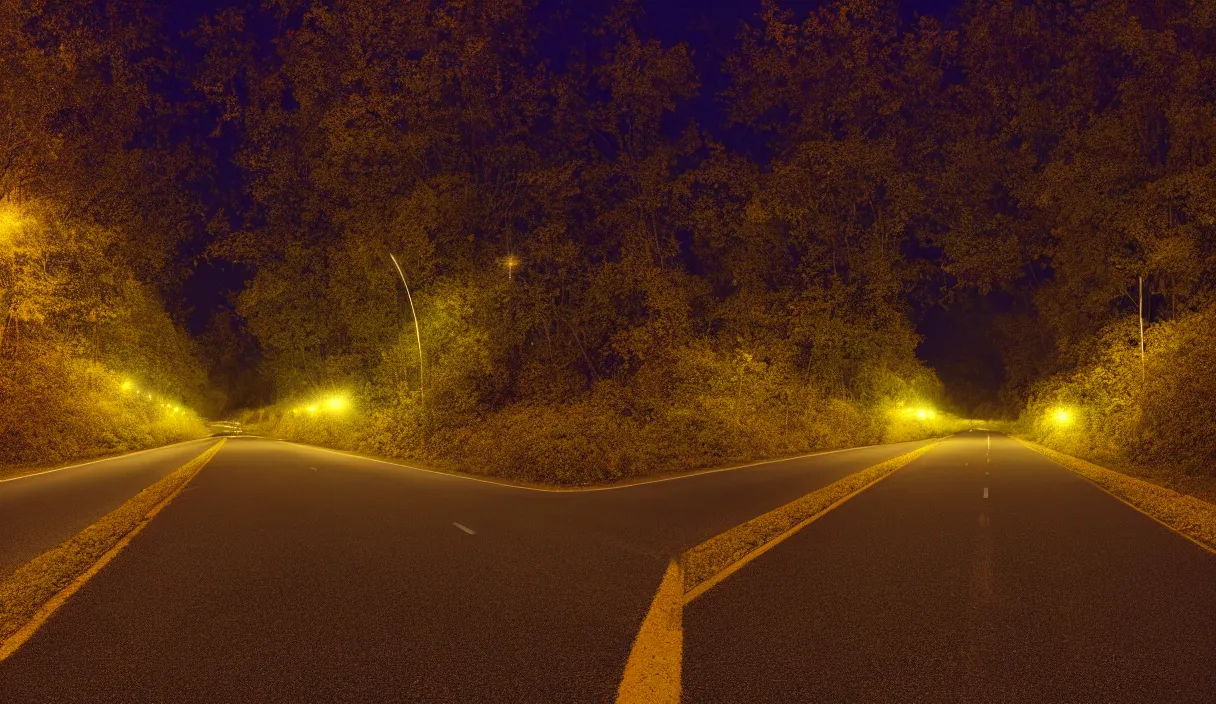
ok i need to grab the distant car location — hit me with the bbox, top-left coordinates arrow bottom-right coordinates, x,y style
209,421 -> 244,437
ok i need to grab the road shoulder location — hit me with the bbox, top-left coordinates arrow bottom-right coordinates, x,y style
1015,438 -> 1216,553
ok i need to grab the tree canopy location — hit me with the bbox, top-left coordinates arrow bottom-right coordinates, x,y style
4,0 -> 1215,480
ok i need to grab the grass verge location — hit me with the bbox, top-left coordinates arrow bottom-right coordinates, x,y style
616,559 -> 684,704
681,441 -> 940,595
0,439 -> 226,657
1014,438 -> 1216,554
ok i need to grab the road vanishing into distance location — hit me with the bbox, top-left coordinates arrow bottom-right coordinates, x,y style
1,433 -> 1214,702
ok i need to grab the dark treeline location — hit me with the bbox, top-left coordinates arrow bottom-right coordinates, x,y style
1,0 -> 213,467
4,0 -> 1215,483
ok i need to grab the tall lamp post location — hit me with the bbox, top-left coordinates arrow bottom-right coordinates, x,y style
390,254 -> 424,407
1139,275 -> 1145,383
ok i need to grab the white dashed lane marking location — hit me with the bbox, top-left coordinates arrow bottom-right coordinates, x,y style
453,522 -> 476,535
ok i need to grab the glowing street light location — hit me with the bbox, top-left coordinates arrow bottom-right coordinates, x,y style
1052,408 -> 1073,426
904,406 -> 935,420
503,253 -> 520,281
0,203 -> 25,247
324,394 -> 347,412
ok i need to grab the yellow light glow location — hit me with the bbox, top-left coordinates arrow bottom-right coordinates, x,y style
324,395 -> 347,412
0,206 -> 23,243
1053,408 -> 1073,425
306,405 -> 318,414
121,380 -> 134,392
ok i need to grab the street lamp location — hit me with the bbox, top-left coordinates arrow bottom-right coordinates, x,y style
503,253 -> 520,281
390,254 -> 424,406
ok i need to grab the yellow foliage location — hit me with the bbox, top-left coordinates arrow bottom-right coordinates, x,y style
1023,309 -> 1216,483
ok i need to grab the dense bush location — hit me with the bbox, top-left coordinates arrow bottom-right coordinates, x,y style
0,353 -> 208,470
0,236 -> 213,471
1024,309 -> 1216,481
254,401 -> 956,485
249,338 -> 961,485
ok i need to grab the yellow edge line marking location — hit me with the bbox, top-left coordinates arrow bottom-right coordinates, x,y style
682,461 -> 912,605
1012,438 -> 1216,556
614,441 -> 942,703
0,439 -> 227,661
1097,487 -> 1216,556
0,437 -> 213,484
283,437 -> 937,494
616,559 -> 684,704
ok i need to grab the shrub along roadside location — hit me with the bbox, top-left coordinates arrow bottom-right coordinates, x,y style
0,357 -> 210,478
1019,308 -> 1216,504
242,388 -> 966,486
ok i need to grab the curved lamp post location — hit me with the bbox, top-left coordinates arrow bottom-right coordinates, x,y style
390,254 -> 424,406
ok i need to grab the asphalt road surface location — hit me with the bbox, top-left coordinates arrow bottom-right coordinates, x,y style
0,438 -> 220,578
1,433 -> 1213,702
684,432 -> 1216,702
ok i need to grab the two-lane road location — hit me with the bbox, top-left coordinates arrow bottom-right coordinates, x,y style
0,438 -> 221,578
0,436 -> 930,702
1,433 -> 1213,701
684,432 -> 1216,702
